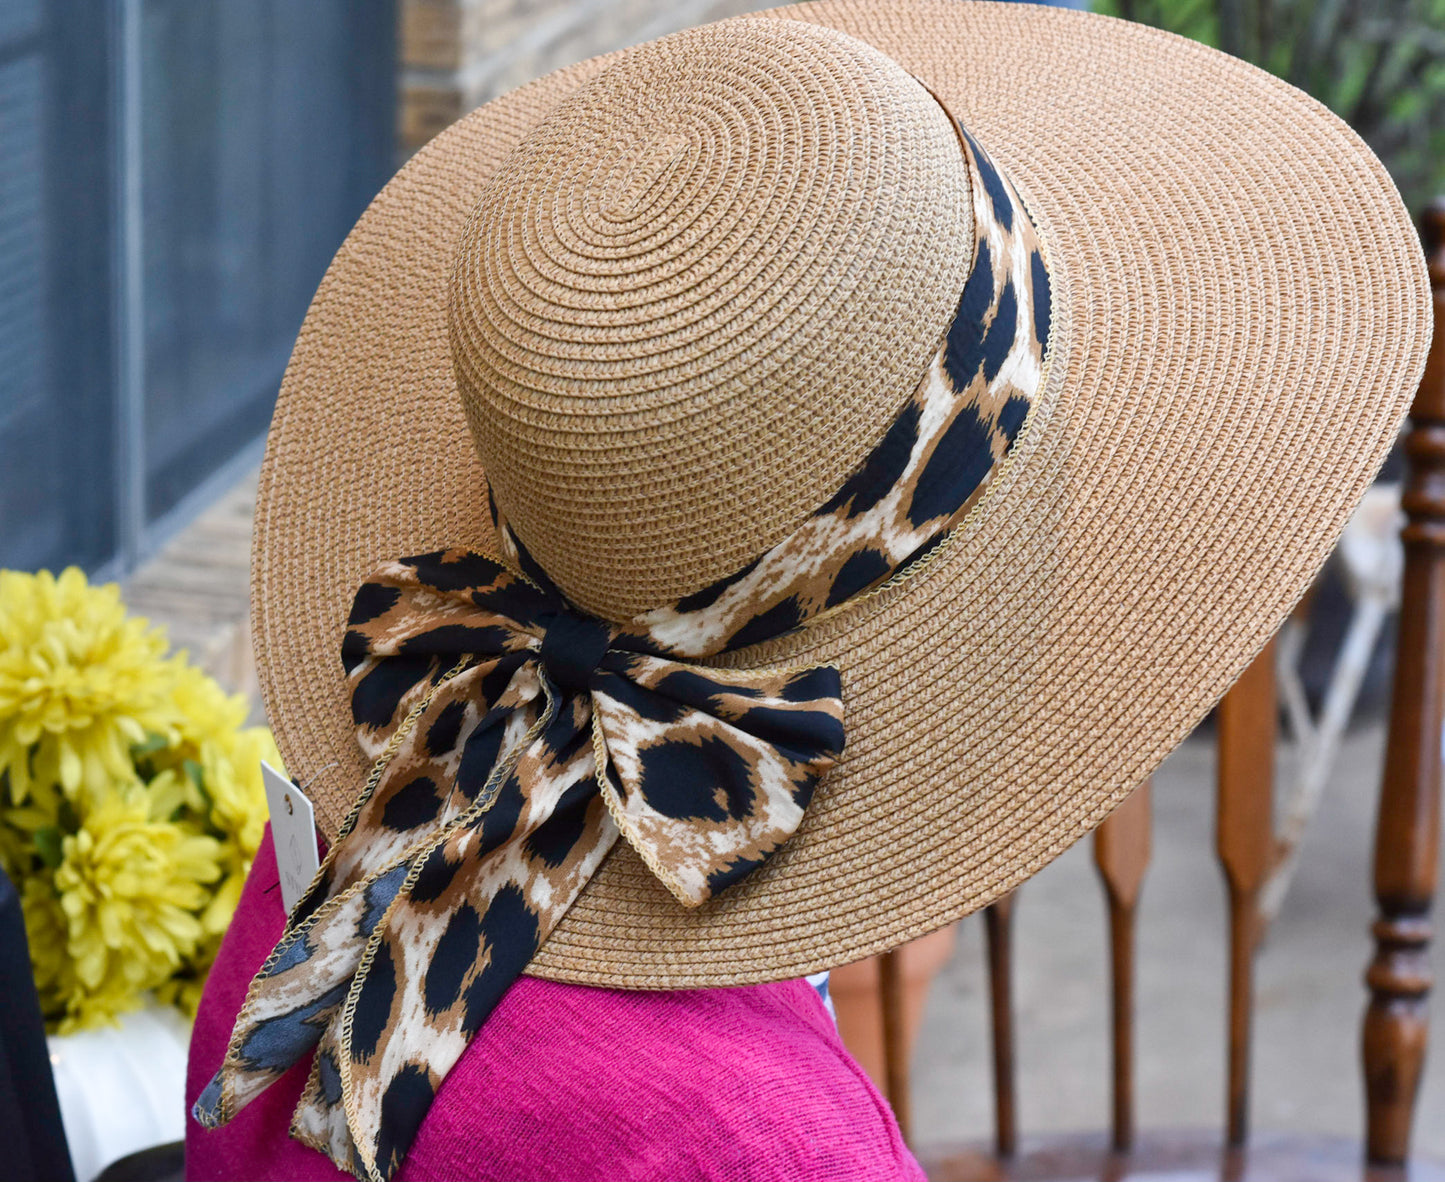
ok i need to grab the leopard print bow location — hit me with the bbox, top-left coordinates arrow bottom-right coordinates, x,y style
193,550 -> 844,1182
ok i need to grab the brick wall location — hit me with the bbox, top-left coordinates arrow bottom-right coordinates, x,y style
398,0 -> 773,153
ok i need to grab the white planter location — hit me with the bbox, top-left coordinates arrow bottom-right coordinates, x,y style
46,1000 -> 190,1182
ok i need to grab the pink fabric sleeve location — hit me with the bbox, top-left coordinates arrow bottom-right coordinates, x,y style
185,827 -> 925,1182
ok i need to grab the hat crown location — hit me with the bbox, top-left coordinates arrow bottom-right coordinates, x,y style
449,18 -> 974,623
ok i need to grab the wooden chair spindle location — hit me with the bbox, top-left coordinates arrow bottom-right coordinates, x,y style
878,947 -> 912,1144
1214,638 -> 1278,1146
1092,779 -> 1153,1153
985,893 -> 1019,1158
1362,197 -> 1445,1166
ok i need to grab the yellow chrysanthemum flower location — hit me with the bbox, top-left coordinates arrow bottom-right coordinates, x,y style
143,664 -> 278,936
205,725 -> 276,859
54,788 -> 224,1011
19,872 -> 79,1021
0,568 -> 178,804
168,662 -> 249,747
155,929 -> 223,1019
1,566 -> 278,1032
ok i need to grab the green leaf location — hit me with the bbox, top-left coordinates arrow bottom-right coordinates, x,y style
34,826 -> 63,869
131,732 -> 169,759
185,758 -> 215,810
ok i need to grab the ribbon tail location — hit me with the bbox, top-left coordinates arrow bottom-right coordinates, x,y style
196,658 -> 550,1140
191,858 -> 412,1129
306,698 -> 620,1182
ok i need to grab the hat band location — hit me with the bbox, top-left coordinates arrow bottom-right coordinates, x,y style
491,119 -> 1053,659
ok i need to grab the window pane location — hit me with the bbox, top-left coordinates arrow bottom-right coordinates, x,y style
139,0 -> 394,521
0,5 -> 116,574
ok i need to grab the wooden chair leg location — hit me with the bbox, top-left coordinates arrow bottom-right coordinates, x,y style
1215,639 -> 1277,1147
879,947 -> 912,1143
1093,780 -> 1152,1153
985,894 -> 1018,1158
1363,199 -> 1445,1166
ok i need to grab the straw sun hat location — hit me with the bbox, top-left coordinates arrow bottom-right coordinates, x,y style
248,0 -> 1432,980
197,0 -> 1439,1154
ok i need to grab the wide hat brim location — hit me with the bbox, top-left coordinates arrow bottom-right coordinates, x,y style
252,0 -> 1430,986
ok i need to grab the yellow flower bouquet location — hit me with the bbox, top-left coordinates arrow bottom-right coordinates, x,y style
0,567 -> 278,1033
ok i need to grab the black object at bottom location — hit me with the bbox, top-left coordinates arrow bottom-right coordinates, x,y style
93,1141 -> 185,1182
0,866 -> 75,1182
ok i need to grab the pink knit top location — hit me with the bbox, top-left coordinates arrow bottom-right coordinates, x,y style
185,829 -> 925,1181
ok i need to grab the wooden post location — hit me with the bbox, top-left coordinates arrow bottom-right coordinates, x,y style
1363,199 -> 1445,1165
1093,780 -> 1153,1153
1216,639 -> 1277,1146
985,894 -> 1018,1157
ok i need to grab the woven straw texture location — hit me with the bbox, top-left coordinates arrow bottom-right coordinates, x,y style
251,1 -> 1431,987
451,22 -> 975,620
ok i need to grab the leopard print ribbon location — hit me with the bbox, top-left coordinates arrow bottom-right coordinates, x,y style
193,120 -> 1050,1182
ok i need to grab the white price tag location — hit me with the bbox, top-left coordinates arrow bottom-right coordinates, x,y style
262,761 -> 320,915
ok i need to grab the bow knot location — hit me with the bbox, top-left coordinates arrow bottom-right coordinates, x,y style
537,609 -> 612,691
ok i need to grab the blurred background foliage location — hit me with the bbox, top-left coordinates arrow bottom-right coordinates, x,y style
1094,0 -> 1445,215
